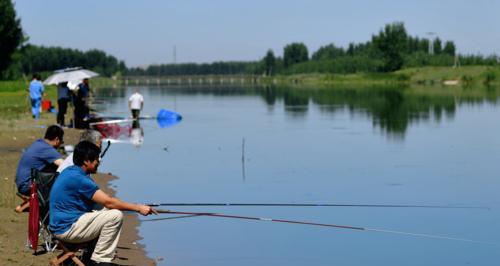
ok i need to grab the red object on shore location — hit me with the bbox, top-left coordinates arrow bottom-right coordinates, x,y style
28,182 -> 39,251
41,100 -> 52,111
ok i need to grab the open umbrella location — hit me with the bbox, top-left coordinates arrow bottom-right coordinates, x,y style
43,67 -> 99,85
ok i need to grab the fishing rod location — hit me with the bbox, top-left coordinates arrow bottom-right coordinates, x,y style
89,109 -> 182,126
100,140 -> 112,159
150,209 -> 494,244
146,202 -> 488,210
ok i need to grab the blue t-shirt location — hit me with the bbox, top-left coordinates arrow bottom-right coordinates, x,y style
78,83 -> 89,98
57,85 -> 70,100
29,80 -> 44,99
49,165 -> 99,235
15,139 -> 61,194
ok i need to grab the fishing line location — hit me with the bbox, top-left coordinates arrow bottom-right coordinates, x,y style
142,214 -> 202,222
149,209 -> 495,244
146,202 -> 488,210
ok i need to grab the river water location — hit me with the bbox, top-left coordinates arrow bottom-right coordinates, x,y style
93,85 -> 500,266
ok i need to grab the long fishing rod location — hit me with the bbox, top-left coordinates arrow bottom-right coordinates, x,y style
146,202 -> 488,210
89,109 -> 182,126
90,117 -> 152,126
151,209 -> 494,244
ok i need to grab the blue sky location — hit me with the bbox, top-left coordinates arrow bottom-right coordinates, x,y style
13,0 -> 500,67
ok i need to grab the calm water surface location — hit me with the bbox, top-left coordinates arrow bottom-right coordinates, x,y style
94,85 -> 500,266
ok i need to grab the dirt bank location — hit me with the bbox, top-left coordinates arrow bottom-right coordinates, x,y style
0,116 -> 156,265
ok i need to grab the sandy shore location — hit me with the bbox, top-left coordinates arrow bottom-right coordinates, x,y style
0,116 -> 156,265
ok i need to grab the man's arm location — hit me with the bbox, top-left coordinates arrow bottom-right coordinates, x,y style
53,158 -> 64,166
91,189 -> 155,216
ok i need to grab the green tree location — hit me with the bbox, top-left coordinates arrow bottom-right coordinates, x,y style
419,38 -> 430,53
312,43 -> 345,60
347,43 -> 355,56
443,41 -> 456,56
0,0 -> 23,75
372,22 -> 408,72
264,49 -> 276,76
283,42 -> 308,68
433,37 -> 442,54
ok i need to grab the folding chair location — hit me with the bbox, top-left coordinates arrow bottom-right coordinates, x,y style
30,169 -> 59,253
29,169 -> 91,265
49,240 -> 87,266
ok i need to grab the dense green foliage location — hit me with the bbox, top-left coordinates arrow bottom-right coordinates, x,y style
0,0 -> 23,74
3,44 -> 126,79
264,49 -> 276,76
127,22 -> 495,77
283,43 -> 309,68
312,44 -> 345,60
127,61 -> 259,76
372,22 -> 408,72
0,0 -> 126,79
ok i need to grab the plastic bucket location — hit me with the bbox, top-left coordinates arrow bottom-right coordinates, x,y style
41,100 -> 52,111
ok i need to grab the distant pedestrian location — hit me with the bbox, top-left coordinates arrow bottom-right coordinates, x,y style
128,90 -> 144,119
57,82 -> 70,126
28,74 -> 44,119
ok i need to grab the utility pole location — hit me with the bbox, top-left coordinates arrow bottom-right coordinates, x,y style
426,32 -> 435,55
453,50 -> 461,68
173,45 -> 177,64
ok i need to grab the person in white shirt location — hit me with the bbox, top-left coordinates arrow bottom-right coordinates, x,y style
130,121 -> 144,148
57,129 -> 103,173
128,91 -> 144,119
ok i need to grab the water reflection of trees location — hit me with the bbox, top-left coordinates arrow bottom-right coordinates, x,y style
93,84 -> 500,138
261,85 -> 498,137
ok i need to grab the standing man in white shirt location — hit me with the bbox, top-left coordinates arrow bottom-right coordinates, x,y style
128,90 -> 144,119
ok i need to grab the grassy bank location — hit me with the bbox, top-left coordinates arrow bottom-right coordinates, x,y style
0,81 -> 57,119
0,80 -> 156,265
398,65 -> 500,86
259,65 -> 500,87
261,72 -> 409,87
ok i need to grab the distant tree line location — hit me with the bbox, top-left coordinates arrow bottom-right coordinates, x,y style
2,44 -> 127,79
0,0 -> 126,79
1,0 -> 498,81
125,22 -> 499,77
263,22 -> 498,75
127,61 -> 261,76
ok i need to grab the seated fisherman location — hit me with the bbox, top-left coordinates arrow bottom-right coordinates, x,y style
49,141 -> 156,265
57,129 -> 102,173
15,125 -> 64,196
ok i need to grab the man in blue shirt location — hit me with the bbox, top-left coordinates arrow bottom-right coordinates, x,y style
28,74 -> 44,119
15,125 -> 64,195
50,141 -> 156,265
